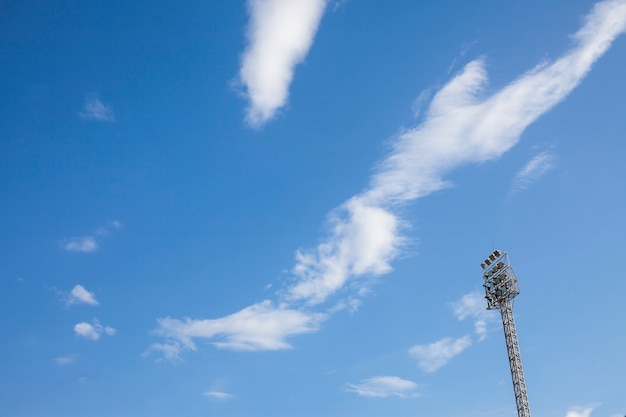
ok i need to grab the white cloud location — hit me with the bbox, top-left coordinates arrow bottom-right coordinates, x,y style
566,407 -> 595,417
287,197 -> 402,305
511,150 -> 555,193
407,292 -> 496,372
345,376 -> 419,398
60,221 -> 122,253
74,320 -> 116,341
65,284 -> 99,306
239,0 -> 329,127
151,300 -> 325,354
450,291 -> 498,340
142,342 -> 184,362
61,236 -> 98,253
95,220 -> 123,236
203,391 -> 235,401
54,354 -> 77,365
80,96 -> 115,122
283,0 -> 626,307
411,88 -> 434,119
331,0 -> 348,11
151,0 -> 626,359
409,335 -> 472,373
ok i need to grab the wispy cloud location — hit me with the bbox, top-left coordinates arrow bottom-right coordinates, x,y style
450,291 -> 498,340
146,300 -> 325,358
94,220 -> 122,236
345,376 -> 419,398
203,391 -> 235,401
510,150 -> 555,194
566,407 -> 595,417
152,0 -> 626,360
74,320 -> 116,341
61,236 -> 98,253
54,354 -> 77,365
60,221 -> 122,253
409,335 -> 472,373
286,198 -> 401,305
239,0 -> 329,127
141,342 -> 184,363
79,96 -> 115,122
64,284 -> 99,306
282,0 -> 626,308
407,291 -> 496,372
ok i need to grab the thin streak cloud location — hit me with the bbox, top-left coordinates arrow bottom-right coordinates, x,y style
511,150 -> 555,194
54,354 -> 77,365
345,376 -> 419,398
409,335 -> 472,373
147,301 -> 325,359
203,391 -> 235,401
239,0 -> 329,127
152,0 -> 626,359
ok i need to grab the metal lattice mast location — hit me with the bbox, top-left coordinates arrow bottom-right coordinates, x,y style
481,250 -> 531,417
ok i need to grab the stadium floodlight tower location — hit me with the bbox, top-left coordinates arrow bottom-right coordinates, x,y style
481,250 -> 531,417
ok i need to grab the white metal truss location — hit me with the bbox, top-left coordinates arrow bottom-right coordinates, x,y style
500,300 -> 531,417
482,250 -> 531,417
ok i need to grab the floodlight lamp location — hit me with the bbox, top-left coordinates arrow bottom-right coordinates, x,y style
494,249 -> 501,257
489,254 -> 497,261
481,262 -> 486,269
485,259 -> 492,266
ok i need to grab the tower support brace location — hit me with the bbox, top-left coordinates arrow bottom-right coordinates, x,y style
500,300 -> 531,417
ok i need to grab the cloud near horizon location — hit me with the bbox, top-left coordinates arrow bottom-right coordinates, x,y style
239,0 -> 329,127
152,0 -> 626,360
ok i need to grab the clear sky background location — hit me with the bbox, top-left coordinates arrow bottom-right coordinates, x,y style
1,1 -> 625,417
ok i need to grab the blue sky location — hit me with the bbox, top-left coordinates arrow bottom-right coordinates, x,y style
1,1 -> 625,416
